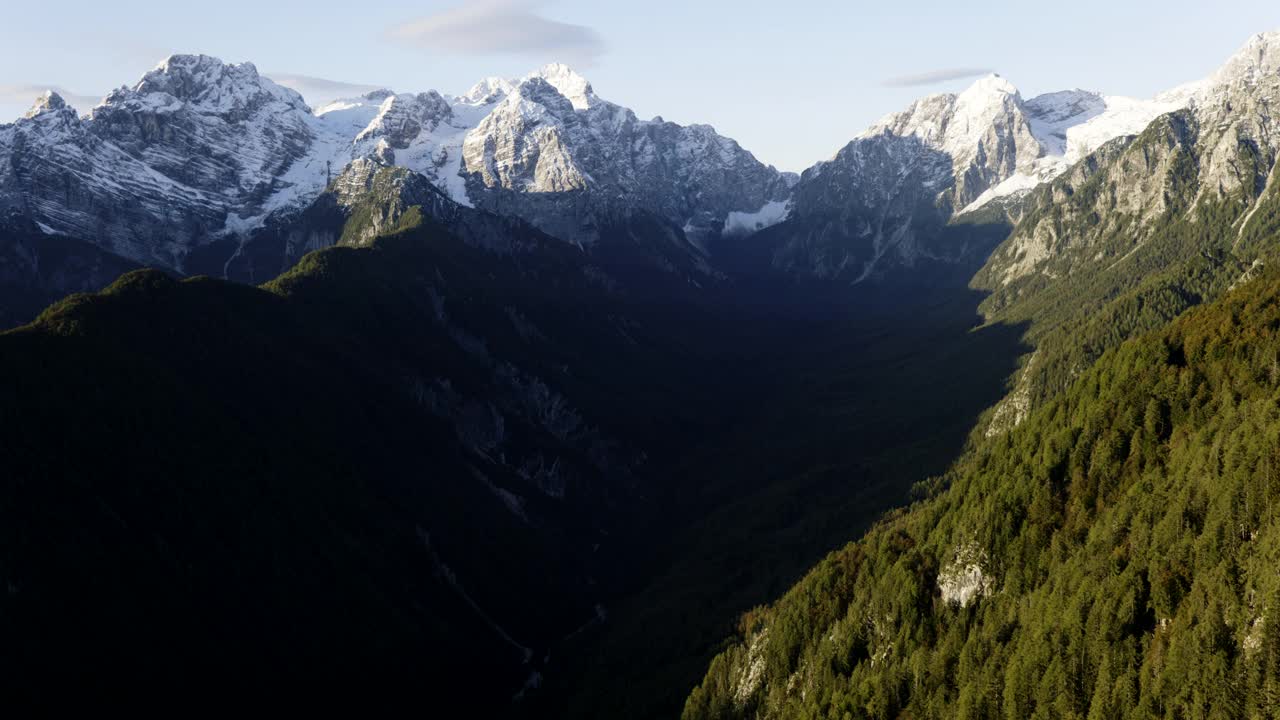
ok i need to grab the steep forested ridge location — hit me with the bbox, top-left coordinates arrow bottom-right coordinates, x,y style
686,267 -> 1280,720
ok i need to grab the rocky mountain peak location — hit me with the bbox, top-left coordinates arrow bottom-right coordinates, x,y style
1202,29 -> 1280,100
957,73 -> 1020,101
361,88 -> 397,103
328,156 -> 446,215
854,71 -> 1040,212
462,77 -> 587,195
1239,30 -> 1280,66
862,73 -> 1030,158
948,74 -> 1029,147
415,90 -> 452,118
114,53 -> 311,116
24,90 -> 67,119
509,76 -> 579,118
354,91 -> 453,150
529,63 -> 596,110
460,76 -> 516,106
1170,29 -> 1280,211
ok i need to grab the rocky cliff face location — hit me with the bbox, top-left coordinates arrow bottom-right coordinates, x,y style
1192,31 -> 1280,212
765,135 -> 954,281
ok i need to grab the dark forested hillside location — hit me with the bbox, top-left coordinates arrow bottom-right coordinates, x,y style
685,266 -> 1280,720
0,213 -> 760,711
0,218 -> 139,330
0,202 -> 1027,714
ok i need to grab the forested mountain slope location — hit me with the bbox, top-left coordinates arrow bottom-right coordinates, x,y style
0,205 -> 767,710
686,266 -> 1280,720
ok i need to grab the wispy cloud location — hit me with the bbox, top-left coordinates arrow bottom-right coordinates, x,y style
882,68 -> 995,88
388,0 -> 606,65
0,84 -> 103,113
266,73 -> 386,104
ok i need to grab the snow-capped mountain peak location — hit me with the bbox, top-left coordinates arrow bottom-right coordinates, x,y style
957,73 -> 1019,100
528,63 -> 597,110
860,73 -> 1027,160
293,59 -> 789,241
119,54 -> 311,115
509,76 -> 580,116
461,77 -> 588,195
854,72 -> 1039,210
847,59 -> 1221,217
948,73 -> 1029,157
0,50 -> 795,273
460,76 -> 517,106
456,65 -> 596,111
0,53 -> 329,269
354,91 -> 452,147
24,90 -> 67,119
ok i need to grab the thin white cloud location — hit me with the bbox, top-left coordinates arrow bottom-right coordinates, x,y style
0,84 -> 103,114
266,73 -> 387,105
883,68 -> 995,88
388,0 -> 605,65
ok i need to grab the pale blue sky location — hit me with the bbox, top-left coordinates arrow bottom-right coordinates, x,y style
2,0 -> 1277,171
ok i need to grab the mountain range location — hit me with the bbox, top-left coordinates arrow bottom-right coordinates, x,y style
3,26 -> 1280,720
0,39 -> 1249,316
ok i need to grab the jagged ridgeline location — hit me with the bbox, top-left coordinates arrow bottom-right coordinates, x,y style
0,44 -> 1222,327
685,267 -> 1280,720
0,54 -> 795,317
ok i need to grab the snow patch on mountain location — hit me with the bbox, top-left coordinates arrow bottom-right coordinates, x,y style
724,200 -> 790,237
